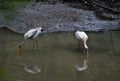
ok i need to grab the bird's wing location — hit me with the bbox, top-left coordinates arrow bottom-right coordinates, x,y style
24,29 -> 37,39
29,30 -> 37,39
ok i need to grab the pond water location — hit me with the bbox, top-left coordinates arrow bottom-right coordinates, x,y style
0,29 -> 120,81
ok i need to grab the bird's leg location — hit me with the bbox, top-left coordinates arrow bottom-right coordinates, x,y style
32,40 -> 35,51
35,39 -> 38,50
33,39 -> 38,55
79,40 -> 81,50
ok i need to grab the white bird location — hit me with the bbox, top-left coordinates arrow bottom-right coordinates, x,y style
17,27 -> 44,57
75,31 -> 89,54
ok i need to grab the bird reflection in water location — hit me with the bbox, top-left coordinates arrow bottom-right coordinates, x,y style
22,63 -> 42,74
75,59 -> 88,71
75,53 -> 89,81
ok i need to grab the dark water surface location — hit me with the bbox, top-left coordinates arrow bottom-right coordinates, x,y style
0,29 -> 120,81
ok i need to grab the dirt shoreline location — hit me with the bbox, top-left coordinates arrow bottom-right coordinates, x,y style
0,2 -> 120,34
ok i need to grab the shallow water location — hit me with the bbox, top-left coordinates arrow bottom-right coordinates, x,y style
0,29 -> 120,81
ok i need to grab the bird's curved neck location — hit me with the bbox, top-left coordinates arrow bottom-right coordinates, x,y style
83,41 -> 88,49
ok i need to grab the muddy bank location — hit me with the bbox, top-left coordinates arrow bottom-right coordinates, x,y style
0,2 -> 120,34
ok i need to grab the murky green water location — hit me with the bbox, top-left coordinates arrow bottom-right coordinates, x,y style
0,29 -> 120,81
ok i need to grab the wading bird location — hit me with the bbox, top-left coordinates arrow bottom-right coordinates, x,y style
75,31 -> 88,54
17,27 -> 44,57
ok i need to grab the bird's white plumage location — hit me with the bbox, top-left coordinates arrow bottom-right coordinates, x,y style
24,29 -> 36,39
75,31 -> 88,50
75,31 -> 88,41
24,27 -> 43,39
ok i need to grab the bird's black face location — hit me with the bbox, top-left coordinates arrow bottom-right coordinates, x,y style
37,27 -> 44,32
41,28 -> 44,32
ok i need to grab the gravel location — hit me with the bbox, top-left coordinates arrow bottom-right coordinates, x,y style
0,2 -> 120,34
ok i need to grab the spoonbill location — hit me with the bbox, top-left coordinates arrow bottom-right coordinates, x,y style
75,31 -> 89,54
17,27 -> 44,57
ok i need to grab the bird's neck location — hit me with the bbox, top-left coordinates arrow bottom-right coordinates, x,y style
83,42 -> 88,49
